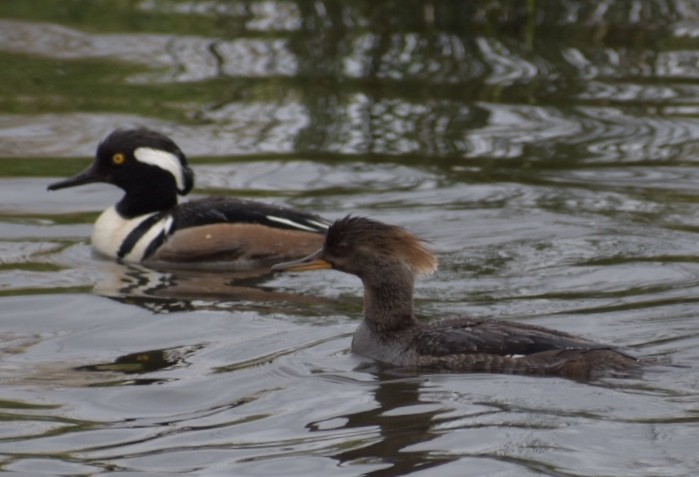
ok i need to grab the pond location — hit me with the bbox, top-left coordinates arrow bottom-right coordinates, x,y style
1,1 -> 698,475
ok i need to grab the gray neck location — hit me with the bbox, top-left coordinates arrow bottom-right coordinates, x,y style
361,262 -> 418,334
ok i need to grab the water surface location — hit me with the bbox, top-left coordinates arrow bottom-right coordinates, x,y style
1,1 -> 699,476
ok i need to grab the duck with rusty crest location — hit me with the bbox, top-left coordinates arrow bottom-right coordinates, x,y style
48,129 -> 328,270
273,216 -> 642,379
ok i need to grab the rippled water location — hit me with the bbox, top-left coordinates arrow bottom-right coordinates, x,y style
2,1 -> 699,475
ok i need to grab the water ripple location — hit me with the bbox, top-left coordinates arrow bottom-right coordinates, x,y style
3,2 -> 699,475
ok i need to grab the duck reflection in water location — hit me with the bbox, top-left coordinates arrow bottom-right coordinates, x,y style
75,345 -> 204,386
94,261 -> 329,314
274,216 -> 643,379
308,368 -> 455,476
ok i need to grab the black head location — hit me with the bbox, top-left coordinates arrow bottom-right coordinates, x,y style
47,128 -> 194,196
273,216 -> 437,279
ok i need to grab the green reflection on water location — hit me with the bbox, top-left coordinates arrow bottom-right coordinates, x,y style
0,158 -> 93,177
0,0 -> 228,35
0,51 -> 195,120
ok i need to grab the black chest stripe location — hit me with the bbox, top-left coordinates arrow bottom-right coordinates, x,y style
142,230 -> 167,260
117,212 -> 169,260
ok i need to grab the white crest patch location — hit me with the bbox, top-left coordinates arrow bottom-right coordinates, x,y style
134,147 -> 186,192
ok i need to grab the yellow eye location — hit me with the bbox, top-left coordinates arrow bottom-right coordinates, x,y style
112,153 -> 125,165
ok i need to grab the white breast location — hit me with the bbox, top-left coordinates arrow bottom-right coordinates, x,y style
91,206 -> 171,262
352,321 -> 417,366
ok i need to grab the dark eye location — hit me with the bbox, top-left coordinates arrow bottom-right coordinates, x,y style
335,241 -> 350,253
112,153 -> 125,165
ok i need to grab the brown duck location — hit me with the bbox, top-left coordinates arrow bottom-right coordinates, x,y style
273,216 -> 641,379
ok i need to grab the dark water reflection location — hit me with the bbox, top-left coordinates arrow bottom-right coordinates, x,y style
315,370 -> 456,477
2,0 -> 699,475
